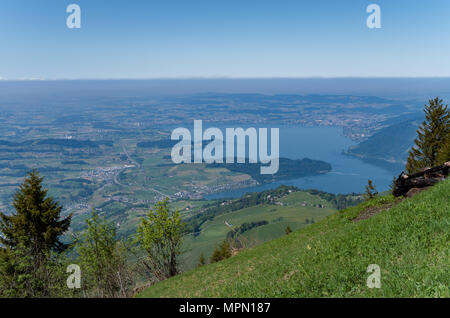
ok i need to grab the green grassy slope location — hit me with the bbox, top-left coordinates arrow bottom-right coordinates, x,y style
139,180 -> 449,298
179,191 -> 335,270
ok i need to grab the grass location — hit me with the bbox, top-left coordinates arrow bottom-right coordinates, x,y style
138,179 -> 450,298
179,191 -> 335,270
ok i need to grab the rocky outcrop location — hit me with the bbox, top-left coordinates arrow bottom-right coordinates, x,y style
393,162 -> 449,197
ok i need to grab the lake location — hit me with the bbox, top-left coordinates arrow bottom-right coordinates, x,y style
206,125 -> 399,199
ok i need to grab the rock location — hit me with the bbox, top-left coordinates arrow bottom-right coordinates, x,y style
405,187 -> 428,198
393,162 -> 449,197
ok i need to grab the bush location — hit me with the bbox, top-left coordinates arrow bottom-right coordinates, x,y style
210,241 -> 232,263
285,225 -> 292,235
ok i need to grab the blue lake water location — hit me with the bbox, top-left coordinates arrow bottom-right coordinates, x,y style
206,125 -> 398,199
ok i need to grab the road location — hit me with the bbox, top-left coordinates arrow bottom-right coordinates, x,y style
117,143 -> 169,198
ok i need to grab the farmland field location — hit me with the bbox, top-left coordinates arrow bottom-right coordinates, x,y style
180,190 -> 336,270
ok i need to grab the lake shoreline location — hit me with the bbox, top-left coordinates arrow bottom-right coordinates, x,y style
205,125 -> 399,199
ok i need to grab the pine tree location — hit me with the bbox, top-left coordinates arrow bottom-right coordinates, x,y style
406,97 -> 450,174
0,170 -> 72,297
197,253 -> 206,267
437,133 -> 450,164
364,179 -> 378,200
0,170 -> 71,258
285,225 -> 292,235
210,240 -> 232,263
389,176 -> 398,195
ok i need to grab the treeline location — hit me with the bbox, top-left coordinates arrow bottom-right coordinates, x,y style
137,139 -> 178,149
37,139 -> 99,148
226,220 -> 268,241
61,160 -> 89,165
185,185 -> 298,235
305,189 -> 363,210
0,139 -> 113,151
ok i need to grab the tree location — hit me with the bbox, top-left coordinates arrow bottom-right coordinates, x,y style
285,225 -> 292,235
406,97 -> 450,174
76,210 -> 134,298
389,176 -> 398,195
364,179 -> 378,200
0,170 -> 72,297
0,170 -> 72,254
136,198 -> 185,281
0,239 -> 72,298
210,240 -> 232,263
197,253 -> 206,267
437,133 -> 450,164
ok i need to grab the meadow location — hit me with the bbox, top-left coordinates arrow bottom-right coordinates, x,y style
139,179 -> 450,297
180,190 -> 335,270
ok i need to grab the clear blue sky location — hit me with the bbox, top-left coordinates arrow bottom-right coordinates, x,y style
1,0 -> 449,79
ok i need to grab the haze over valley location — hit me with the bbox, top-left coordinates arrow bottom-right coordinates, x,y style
0,79 -> 440,241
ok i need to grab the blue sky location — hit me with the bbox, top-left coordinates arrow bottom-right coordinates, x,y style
1,0 -> 449,79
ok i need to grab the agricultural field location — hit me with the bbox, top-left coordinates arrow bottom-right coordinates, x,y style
180,190 -> 336,270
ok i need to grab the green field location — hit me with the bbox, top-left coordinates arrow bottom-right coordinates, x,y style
139,179 -> 450,297
180,191 -> 335,270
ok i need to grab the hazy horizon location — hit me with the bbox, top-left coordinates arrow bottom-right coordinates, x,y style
1,78 -> 450,103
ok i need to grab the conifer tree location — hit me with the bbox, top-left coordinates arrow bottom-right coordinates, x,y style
437,133 -> 450,164
406,97 -> 450,173
210,240 -> 232,263
197,253 -> 206,267
0,170 -> 72,297
0,170 -> 72,260
364,179 -> 378,200
285,225 -> 292,235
